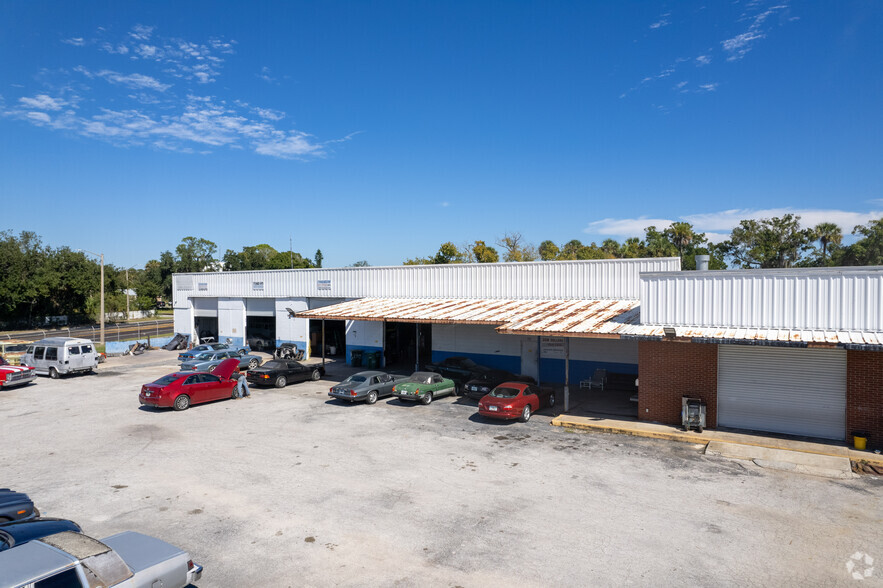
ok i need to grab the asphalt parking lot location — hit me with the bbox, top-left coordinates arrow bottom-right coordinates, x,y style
1,351 -> 881,587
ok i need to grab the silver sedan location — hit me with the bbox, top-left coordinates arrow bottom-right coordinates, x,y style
329,371 -> 406,404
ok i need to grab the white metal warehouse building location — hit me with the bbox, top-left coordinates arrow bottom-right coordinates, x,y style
172,260 -> 883,445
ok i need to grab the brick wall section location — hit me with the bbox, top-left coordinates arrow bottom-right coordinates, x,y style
846,350 -> 883,448
638,341 -> 718,428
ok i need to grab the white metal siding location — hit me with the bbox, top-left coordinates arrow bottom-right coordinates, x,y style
433,324 -> 524,357
717,346 -> 846,440
641,267 -> 883,332
173,258 -> 680,302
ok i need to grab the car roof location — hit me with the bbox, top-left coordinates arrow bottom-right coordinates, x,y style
354,371 -> 386,377
31,338 -> 92,346
0,540 -> 76,586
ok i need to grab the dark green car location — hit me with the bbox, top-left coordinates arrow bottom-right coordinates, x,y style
391,371 -> 456,405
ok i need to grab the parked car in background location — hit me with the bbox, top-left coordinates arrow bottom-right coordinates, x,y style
247,334 -> 273,351
0,529 -> 202,587
392,371 -> 456,405
247,360 -> 324,388
0,518 -> 82,552
180,349 -> 262,372
0,356 -> 37,389
425,356 -> 492,387
0,489 -> 38,523
477,382 -> 556,422
329,371 -> 407,404
139,358 -> 240,411
20,338 -> 98,379
176,342 -> 250,362
462,369 -> 535,400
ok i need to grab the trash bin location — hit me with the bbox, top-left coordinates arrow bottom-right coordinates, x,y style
351,349 -> 363,367
853,432 -> 868,451
365,351 -> 379,369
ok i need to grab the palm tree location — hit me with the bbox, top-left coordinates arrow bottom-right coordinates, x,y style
813,222 -> 842,265
665,222 -> 695,259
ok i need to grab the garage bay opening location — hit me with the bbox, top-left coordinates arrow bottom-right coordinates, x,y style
384,322 -> 432,371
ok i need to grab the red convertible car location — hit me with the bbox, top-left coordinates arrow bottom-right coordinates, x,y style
477,382 -> 556,422
139,357 -> 240,411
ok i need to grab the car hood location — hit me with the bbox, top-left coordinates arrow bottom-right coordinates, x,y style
212,357 -> 240,380
0,519 -> 82,551
0,489 -> 33,510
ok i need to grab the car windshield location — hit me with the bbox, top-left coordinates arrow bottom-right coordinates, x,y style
452,358 -> 477,368
490,386 -> 520,398
152,374 -> 180,386
341,375 -> 367,384
408,374 -> 433,384
194,353 -> 213,360
479,371 -> 509,381
263,361 -> 288,369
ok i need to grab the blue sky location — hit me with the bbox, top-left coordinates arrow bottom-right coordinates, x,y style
1,1 -> 881,268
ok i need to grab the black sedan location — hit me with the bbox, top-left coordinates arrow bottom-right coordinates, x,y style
246,360 -> 325,388
0,489 -> 38,523
462,370 -> 536,401
0,518 -> 82,552
425,356 -> 493,387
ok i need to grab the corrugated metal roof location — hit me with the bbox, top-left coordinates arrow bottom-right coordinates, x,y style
296,297 -> 883,349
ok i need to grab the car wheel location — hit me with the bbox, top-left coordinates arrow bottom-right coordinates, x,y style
232,387 -> 240,399
454,383 -> 462,396
208,365 -> 216,372
174,395 -> 191,411
275,375 -> 287,388
311,369 -> 321,381
421,392 -> 433,405
519,405 -> 531,422
366,391 -> 378,405
548,393 -> 556,408
248,358 -> 259,370
49,367 -> 59,379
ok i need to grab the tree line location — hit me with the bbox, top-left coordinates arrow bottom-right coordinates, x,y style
1,214 -> 880,327
407,215 -> 883,271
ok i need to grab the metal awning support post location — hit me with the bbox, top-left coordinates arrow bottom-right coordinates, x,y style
321,319 -> 326,367
415,323 -> 420,372
564,338 -> 570,412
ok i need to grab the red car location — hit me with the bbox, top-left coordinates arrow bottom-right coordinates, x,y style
0,356 -> 36,389
139,357 -> 240,411
477,382 -> 556,422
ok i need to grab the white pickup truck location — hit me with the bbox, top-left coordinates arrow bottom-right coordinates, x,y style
0,530 -> 202,587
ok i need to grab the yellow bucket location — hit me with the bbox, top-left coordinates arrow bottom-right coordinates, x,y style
854,436 -> 867,451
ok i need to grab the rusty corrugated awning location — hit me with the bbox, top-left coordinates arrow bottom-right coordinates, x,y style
296,298 -> 641,338
296,297 -> 883,348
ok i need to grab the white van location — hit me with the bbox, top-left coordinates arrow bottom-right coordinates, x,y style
21,337 -> 99,378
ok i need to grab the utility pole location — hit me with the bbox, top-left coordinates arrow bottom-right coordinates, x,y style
125,268 -> 130,321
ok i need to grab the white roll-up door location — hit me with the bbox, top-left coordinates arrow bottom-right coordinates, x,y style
718,346 -> 846,440
245,298 -> 275,316
192,297 -> 218,317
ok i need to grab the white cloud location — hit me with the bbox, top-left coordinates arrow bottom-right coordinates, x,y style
585,208 -> 883,242
258,66 -> 276,83
94,70 -> 171,91
722,3 -> 789,61
440,202 -> 450,207
1,26 -> 348,161
129,25 -> 154,41
62,37 -> 85,46
26,111 -> 51,123
254,132 -> 323,159
649,13 -> 671,29
697,83 -> 718,92
19,94 -> 65,110
695,55 -> 711,66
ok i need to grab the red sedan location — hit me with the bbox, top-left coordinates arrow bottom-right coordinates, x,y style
477,382 -> 556,422
139,357 -> 240,411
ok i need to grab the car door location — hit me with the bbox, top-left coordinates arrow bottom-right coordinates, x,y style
181,374 -> 204,403
288,361 -> 308,382
523,385 -> 540,411
198,373 -> 228,401
67,344 -> 84,371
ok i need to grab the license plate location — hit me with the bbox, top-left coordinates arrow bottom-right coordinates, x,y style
489,406 -> 498,411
